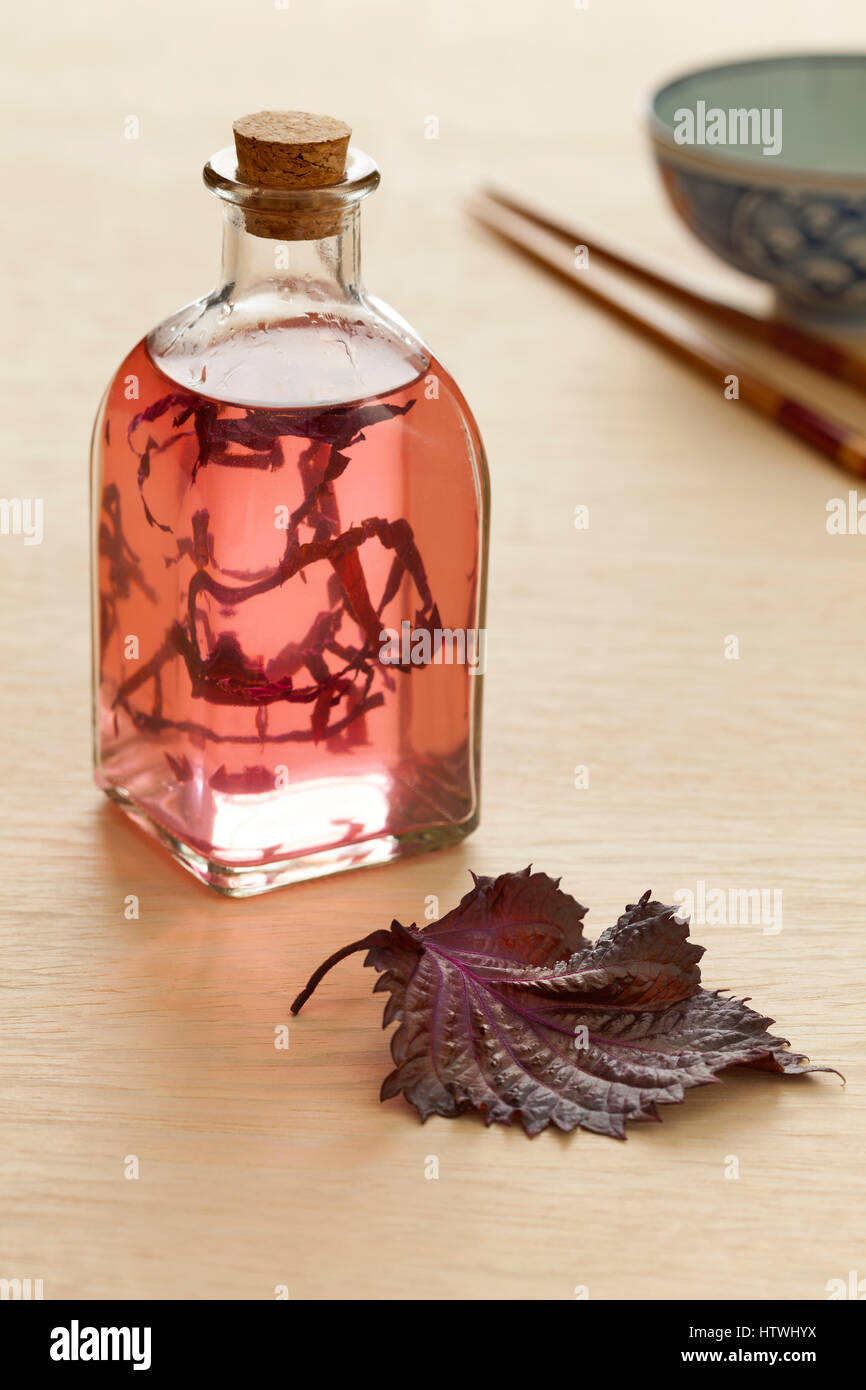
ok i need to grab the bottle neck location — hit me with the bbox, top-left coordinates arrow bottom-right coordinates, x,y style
148,147 -> 427,408
217,203 -> 363,306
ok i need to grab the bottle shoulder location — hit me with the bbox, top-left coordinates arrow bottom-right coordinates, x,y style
143,286 -> 434,410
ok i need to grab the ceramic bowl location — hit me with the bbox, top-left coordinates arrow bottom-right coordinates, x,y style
646,54 -> 866,322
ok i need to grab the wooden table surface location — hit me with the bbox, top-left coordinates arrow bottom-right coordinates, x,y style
2,0 -> 864,1300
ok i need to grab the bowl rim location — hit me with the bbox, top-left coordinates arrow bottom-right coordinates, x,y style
642,50 -> 866,189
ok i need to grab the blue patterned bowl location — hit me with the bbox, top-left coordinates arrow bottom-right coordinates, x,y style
646,54 -> 866,322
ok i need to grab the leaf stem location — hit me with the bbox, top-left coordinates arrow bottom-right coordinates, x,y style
290,932 -> 393,1015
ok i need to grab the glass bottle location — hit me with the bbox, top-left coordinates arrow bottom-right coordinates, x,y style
91,112 -> 489,896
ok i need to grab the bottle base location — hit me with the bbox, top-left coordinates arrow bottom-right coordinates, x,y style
102,784 -> 479,897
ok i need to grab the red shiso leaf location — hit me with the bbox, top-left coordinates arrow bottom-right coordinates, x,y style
291,871 -> 842,1139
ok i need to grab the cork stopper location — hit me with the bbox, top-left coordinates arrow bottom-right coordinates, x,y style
232,111 -> 352,239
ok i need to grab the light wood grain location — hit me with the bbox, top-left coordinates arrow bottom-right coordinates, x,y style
1,0 -> 863,1301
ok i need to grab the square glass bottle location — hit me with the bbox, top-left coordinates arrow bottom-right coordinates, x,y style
91,112 -> 489,895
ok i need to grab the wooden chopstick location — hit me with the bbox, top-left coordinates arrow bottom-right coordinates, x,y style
469,192 -> 866,478
483,185 -> 866,393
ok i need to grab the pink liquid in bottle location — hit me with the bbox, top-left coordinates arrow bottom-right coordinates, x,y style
93,340 -> 487,892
